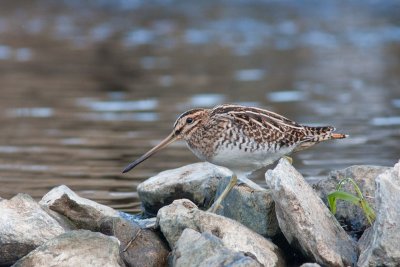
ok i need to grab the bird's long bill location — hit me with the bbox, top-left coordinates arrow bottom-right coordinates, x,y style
122,132 -> 178,173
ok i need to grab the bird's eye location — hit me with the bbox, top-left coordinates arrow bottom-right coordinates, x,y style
186,118 -> 194,124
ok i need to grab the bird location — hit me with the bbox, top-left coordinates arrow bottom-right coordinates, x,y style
122,104 -> 347,212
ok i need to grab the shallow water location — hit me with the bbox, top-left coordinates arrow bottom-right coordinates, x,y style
0,0 -> 399,212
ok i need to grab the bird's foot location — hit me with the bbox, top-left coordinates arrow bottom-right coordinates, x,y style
283,155 -> 293,164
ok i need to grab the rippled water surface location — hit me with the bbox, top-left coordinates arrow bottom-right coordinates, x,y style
0,0 -> 399,212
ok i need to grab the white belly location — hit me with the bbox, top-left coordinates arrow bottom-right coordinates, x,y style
209,145 -> 294,173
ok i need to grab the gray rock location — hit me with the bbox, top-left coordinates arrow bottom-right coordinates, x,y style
215,176 -> 279,237
265,159 -> 358,267
314,165 -> 391,234
40,185 -> 118,230
172,228 -> 262,267
138,162 -> 232,215
300,264 -> 321,267
157,199 -> 285,267
12,230 -> 125,267
100,216 -> 169,267
40,206 -> 77,231
357,227 -> 372,255
0,194 -> 66,266
357,161 -> 400,267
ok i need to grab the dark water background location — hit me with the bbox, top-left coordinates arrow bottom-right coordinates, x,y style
0,0 -> 399,212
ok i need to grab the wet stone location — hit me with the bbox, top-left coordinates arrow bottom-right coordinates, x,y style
215,176 -> 280,237
357,161 -> 400,267
171,228 -> 262,267
265,158 -> 358,267
12,230 -> 125,267
39,185 -> 119,231
138,162 -> 232,215
100,216 -> 169,267
0,194 -> 66,266
157,199 -> 285,267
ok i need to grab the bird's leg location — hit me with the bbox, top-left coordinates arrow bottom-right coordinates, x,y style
208,174 -> 238,213
283,155 -> 293,164
236,176 -> 265,191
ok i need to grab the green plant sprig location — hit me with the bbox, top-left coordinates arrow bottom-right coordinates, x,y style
327,178 -> 376,225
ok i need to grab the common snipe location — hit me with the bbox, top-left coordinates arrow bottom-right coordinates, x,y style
123,104 -> 347,211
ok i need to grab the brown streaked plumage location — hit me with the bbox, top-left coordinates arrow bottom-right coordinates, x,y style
123,104 -> 346,174
122,104 -> 347,211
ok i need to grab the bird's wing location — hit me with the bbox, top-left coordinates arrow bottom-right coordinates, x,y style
211,104 -> 305,133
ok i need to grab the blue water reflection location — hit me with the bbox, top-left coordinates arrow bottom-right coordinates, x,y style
15,48 -> 33,61
392,100 -> 400,108
0,45 -> 11,60
371,117 -> 400,126
184,29 -> 209,45
80,99 -> 158,112
124,29 -> 155,46
0,146 -> 44,153
235,69 -> 265,81
190,94 -> 225,107
83,112 -> 159,122
7,108 -> 53,118
267,91 -> 306,103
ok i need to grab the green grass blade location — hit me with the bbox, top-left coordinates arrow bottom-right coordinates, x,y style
329,177 -> 376,226
328,191 -> 361,206
327,193 -> 337,214
327,191 -> 360,214
360,199 -> 376,225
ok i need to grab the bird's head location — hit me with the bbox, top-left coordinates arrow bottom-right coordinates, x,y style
172,108 -> 208,140
122,108 -> 208,173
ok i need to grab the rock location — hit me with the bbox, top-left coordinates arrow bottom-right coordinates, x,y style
39,185 -> 118,230
100,216 -> 169,267
40,206 -> 77,231
12,230 -> 125,267
215,176 -> 279,237
157,199 -> 285,267
171,228 -> 262,267
138,162 -> 232,215
357,227 -> 372,255
314,165 -> 390,235
265,159 -> 358,267
357,161 -> 400,266
0,194 -> 66,266
300,264 -> 321,267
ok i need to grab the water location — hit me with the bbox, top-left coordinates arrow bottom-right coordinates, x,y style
0,0 -> 399,212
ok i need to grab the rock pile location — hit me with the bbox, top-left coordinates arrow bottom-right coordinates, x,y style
1,160 -> 399,267
0,186 -> 169,267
